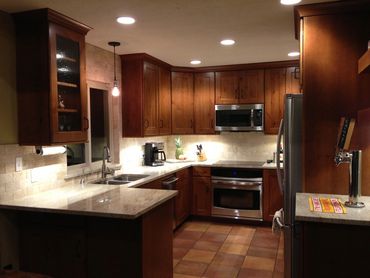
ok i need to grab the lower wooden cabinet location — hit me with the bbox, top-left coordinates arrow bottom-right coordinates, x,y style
192,167 -> 212,216
175,168 -> 191,227
263,169 -> 283,221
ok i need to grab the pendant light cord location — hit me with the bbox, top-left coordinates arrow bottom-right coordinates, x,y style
113,45 -> 116,82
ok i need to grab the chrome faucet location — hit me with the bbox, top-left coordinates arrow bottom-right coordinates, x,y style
102,146 -> 114,179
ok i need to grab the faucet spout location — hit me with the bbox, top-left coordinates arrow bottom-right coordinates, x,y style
102,146 -> 114,179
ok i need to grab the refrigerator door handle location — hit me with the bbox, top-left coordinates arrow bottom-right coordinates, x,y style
276,119 -> 284,194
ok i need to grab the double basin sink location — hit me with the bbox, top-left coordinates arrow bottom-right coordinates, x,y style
93,174 -> 150,185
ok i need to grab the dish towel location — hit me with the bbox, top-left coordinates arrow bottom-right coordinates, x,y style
272,208 -> 284,235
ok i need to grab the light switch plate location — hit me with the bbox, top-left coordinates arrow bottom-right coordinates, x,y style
15,157 -> 22,172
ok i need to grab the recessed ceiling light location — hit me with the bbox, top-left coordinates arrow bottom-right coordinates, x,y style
220,39 -> 235,46
280,0 -> 302,5
116,16 -> 136,25
190,60 -> 201,65
288,51 -> 300,57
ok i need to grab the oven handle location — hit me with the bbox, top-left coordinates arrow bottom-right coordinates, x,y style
212,180 -> 261,191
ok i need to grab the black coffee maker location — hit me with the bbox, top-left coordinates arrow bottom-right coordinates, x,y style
144,142 -> 166,166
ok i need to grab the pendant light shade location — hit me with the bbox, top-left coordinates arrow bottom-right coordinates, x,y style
108,41 -> 121,97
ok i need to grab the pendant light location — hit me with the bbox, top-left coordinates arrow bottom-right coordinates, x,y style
108,41 -> 121,97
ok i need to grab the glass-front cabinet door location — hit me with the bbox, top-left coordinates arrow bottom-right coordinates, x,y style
49,23 -> 88,143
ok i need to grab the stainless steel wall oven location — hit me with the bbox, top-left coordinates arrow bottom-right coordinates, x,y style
211,167 -> 263,220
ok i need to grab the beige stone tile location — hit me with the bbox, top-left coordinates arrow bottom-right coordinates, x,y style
242,256 -> 276,272
183,249 -> 216,264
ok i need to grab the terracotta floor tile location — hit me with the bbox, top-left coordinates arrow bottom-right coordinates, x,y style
247,246 -> 277,259
250,235 -> 279,249
219,243 -> 249,256
203,264 -> 239,278
230,226 -> 256,236
184,221 -> 211,232
183,249 -> 216,264
212,252 -> 245,268
174,260 -> 208,276
174,238 -> 197,249
225,234 -> 253,245
174,274 -> 201,278
177,230 -> 204,241
207,224 -> 233,234
174,247 -> 190,260
200,232 -> 228,243
272,272 -> 284,278
174,259 -> 180,268
237,268 -> 273,278
274,259 -> 284,273
193,240 -> 223,252
242,256 -> 276,272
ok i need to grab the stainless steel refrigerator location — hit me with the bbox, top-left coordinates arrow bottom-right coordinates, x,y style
275,94 -> 303,278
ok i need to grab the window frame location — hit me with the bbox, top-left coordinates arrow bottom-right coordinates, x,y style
66,80 -> 114,177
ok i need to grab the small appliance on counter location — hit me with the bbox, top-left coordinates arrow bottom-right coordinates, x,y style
144,142 -> 166,166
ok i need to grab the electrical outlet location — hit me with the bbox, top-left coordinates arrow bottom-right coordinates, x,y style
15,157 -> 22,172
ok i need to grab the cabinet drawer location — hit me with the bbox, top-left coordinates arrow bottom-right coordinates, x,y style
192,167 -> 211,177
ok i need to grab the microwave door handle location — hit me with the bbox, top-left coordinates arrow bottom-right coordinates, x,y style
276,119 -> 284,194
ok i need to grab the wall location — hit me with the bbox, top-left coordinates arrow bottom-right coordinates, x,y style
0,11 -> 17,144
120,133 -> 277,169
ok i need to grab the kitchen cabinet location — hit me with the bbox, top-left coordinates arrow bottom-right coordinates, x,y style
264,67 -> 300,134
121,54 -> 171,137
171,72 -> 194,134
192,167 -> 212,216
263,169 -> 283,221
194,72 -> 215,134
175,168 -> 191,227
13,8 -> 91,145
215,70 -> 264,104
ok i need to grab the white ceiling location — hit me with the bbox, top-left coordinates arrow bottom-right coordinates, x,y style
1,0 -> 336,67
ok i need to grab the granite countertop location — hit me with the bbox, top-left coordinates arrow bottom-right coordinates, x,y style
0,160 -> 278,220
296,193 -> 370,226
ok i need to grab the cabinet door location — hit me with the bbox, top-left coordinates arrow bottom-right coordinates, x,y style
192,177 -> 212,216
194,72 -> 215,134
263,170 -> 283,221
159,67 -> 172,135
171,72 -> 194,134
143,62 -> 159,136
175,169 -> 191,226
215,71 -> 240,104
264,68 -> 287,134
239,70 -> 264,104
49,23 -> 88,143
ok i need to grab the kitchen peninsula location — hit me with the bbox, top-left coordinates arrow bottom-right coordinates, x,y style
0,183 -> 177,277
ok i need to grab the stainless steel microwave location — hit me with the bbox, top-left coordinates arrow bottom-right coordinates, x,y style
215,104 -> 264,131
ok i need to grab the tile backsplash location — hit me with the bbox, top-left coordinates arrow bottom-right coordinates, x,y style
0,144 -> 69,202
120,133 -> 277,168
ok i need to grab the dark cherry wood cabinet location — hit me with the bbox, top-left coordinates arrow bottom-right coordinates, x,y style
13,8 -> 91,145
263,169 -> 283,222
264,67 -> 300,134
121,54 -> 172,137
194,72 -> 215,134
295,1 -> 370,194
215,70 -> 264,104
175,168 -> 191,227
192,167 -> 212,216
171,72 -> 194,134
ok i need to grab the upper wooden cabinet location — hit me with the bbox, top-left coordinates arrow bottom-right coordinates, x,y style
171,72 -> 194,134
264,67 -> 300,134
13,9 -> 91,145
121,54 -> 171,137
215,70 -> 264,104
194,72 -> 215,134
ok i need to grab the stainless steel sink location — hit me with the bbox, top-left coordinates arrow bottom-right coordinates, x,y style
112,174 -> 149,182
92,174 -> 149,185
